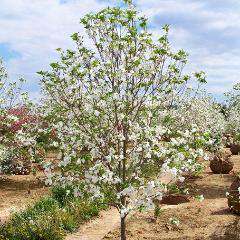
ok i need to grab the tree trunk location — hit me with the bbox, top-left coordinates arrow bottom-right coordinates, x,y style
121,216 -> 127,240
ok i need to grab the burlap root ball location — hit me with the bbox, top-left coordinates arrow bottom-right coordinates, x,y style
230,144 -> 240,155
228,176 -> 240,215
210,155 -> 233,174
160,194 -> 190,205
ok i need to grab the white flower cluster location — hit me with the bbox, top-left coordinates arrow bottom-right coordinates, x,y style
0,59 -> 35,173
225,83 -> 240,142
171,90 -> 226,139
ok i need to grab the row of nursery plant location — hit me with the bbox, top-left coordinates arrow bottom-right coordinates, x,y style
0,0 -> 240,239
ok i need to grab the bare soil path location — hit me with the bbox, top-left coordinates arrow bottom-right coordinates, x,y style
65,208 -> 120,240
0,173 -> 48,223
0,151 -> 58,223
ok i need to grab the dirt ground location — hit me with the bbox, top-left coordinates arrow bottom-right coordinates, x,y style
0,151 -> 60,223
0,173 -> 49,223
105,153 -> 240,240
1,151 -> 240,239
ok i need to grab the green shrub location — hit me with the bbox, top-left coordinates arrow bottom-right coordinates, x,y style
0,190 -> 109,239
0,215 -> 66,240
0,197 -> 66,240
70,199 -> 102,222
52,185 -> 75,207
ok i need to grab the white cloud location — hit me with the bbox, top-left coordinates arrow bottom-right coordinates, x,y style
0,0 -> 106,84
0,0 -> 239,99
138,0 -> 203,16
139,0 -> 240,95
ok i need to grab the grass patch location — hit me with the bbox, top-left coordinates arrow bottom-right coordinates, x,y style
0,186 -> 109,240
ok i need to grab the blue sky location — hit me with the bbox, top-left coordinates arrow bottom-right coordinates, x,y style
0,0 -> 239,101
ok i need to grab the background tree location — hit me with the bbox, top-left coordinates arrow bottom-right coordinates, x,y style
0,57 -> 35,175
225,82 -> 240,143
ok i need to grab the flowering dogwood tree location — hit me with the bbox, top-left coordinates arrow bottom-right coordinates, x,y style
225,83 -> 240,143
39,1 -> 210,239
168,89 -> 226,152
0,58 -> 35,174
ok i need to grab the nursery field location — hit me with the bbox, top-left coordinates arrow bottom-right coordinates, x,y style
1,151 -> 240,239
0,0 -> 240,239
105,153 -> 240,240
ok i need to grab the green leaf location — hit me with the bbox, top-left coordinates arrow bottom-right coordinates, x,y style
71,32 -> 79,41
50,62 -> 59,69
